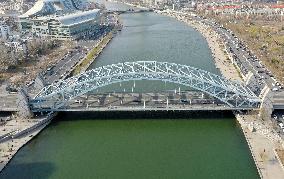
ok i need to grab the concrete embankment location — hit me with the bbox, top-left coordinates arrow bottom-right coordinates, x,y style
156,10 -> 284,178
236,114 -> 284,179
157,10 -> 242,82
0,112 -> 56,171
0,29 -> 117,172
71,32 -> 114,75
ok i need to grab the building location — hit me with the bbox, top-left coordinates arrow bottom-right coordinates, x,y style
19,0 -> 85,18
30,9 -> 103,40
0,24 -> 11,40
18,0 -> 107,40
5,40 -> 27,53
19,0 -> 85,31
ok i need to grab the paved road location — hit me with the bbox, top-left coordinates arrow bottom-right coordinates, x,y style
43,50 -> 86,84
31,91 -> 255,112
199,17 -> 283,95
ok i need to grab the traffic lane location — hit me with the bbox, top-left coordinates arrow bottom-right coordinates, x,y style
45,52 -> 85,83
216,28 -> 268,88
66,93 -> 216,107
179,16 -> 282,92
53,52 -> 82,75
65,95 -> 227,110
213,23 -> 281,89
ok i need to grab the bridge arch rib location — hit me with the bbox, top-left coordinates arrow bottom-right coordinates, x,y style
32,61 -> 260,110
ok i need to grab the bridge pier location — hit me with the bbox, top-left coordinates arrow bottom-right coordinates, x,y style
17,87 -> 34,118
34,74 -> 47,92
258,85 -> 273,120
245,71 -> 258,87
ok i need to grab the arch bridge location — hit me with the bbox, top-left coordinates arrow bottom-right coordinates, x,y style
30,61 -> 261,111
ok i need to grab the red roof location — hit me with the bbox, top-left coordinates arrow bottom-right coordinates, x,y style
271,5 -> 284,9
208,5 -> 241,10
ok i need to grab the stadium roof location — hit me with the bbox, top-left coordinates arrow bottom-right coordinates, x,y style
58,9 -> 101,26
19,0 -> 81,18
30,9 -> 102,27
19,0 -> 47,18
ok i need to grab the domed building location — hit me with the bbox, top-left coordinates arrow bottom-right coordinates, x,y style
18,0 -> 105,40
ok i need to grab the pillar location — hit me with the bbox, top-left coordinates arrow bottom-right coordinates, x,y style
16,87 -> 33,118
258,85 -> 273,121
34,74 -> 46,92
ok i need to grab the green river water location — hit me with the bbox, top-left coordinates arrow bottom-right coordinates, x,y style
0,2 -> 259,178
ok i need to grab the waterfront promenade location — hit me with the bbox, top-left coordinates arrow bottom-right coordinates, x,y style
237,114 -> 284,179
0,113 -> 54,171
158,10 -> 242,83
155,9 -> 284,178
0,30 -> 116,172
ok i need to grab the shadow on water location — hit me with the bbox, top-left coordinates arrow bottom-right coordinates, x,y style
54,110 -> 235,121
0,162 -> 56,179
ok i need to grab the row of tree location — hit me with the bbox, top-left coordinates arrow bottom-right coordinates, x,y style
0,39 -> 60,72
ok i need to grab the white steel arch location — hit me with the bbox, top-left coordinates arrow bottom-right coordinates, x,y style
31,61 -> 260,110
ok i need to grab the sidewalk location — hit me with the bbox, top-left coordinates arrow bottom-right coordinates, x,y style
0,114 -> 53,172
237,114 -> 284,179
159,10 -> 242,83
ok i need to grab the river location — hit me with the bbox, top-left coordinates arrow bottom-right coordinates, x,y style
89,7 -> 218,93
0,2 -> 259,179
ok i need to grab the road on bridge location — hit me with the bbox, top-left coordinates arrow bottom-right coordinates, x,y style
33,91 -> 240,112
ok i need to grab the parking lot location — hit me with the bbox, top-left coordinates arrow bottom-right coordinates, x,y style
194,17 -> 283,96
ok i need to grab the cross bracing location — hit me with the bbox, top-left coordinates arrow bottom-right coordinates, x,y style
31,61 -> 261,110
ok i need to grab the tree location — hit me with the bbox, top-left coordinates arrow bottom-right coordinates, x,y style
0,45 -> 14,71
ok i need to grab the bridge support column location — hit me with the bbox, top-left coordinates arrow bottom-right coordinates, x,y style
245,71 -> 257,87
34,74 -> 46,92
16,87 -> 33,119
258,85 -> 273,120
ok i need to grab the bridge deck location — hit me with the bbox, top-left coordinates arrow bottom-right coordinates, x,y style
47,106 -> 251,112
32,92 -> 258,112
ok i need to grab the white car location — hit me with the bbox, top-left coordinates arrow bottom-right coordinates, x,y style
75,100 -> 82,104
273,114 -> 277,119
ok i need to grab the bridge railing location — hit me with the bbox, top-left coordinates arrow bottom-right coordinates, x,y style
31,61 -> 261,111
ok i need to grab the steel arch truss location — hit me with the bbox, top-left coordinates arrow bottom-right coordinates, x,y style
31,61 -> 260,110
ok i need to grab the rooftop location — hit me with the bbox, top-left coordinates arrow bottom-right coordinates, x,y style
31,9 -> 102,26
19,0 -> 82,18
58,9 -> 101,26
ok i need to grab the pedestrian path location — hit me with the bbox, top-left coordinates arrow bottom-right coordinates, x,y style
237,114 -> 284,179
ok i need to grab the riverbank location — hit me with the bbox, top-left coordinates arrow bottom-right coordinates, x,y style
0,116 -> 261,178
157,10 -> 242,82
0,29 -> 117,172
0,113 -> 55,171
71,32 -> 114,75
236,114 -> 284,178
154,9 -> 284,178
